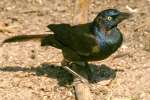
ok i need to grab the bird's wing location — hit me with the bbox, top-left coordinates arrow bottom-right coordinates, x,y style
47,23 -> 99,56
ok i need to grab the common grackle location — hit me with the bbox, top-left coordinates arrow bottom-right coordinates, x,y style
2,9 -> 131,82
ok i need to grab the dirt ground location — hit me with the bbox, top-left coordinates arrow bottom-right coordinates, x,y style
0,0 -> 150,100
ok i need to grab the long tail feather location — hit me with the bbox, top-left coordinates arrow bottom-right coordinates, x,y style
1,34 -> 63,49
2,34 -> 50,44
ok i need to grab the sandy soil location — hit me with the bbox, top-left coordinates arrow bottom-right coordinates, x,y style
0,0 -> 150,100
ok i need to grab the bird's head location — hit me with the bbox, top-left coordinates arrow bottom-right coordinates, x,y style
94,9 -> 131,30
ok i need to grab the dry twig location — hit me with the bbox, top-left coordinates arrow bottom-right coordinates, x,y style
72,0 -> 93,100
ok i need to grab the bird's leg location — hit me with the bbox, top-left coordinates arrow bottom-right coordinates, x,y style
82,62 -> 98,83
70,61 -> 95,82
61,59 -> 88,83
83,62 -> 93,81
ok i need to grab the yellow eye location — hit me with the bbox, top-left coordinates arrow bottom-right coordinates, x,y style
107,16 -> 112,21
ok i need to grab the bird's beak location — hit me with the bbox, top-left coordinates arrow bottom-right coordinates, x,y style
117,12 -> 132,23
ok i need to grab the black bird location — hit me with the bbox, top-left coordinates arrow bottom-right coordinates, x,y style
2,9 -> 131,81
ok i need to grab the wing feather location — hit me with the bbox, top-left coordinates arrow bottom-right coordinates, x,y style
47,23 -> 99,56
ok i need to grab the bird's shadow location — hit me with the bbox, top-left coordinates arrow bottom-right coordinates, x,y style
0,63 -> 117,86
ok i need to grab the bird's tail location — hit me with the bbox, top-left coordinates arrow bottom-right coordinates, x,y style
2,34 -> 50,44
1,34 -> 63,49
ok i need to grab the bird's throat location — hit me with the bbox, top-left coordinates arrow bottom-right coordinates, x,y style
94,27 -> 109,52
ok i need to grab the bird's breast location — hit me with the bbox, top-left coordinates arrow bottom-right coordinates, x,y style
85,27 -> 123,61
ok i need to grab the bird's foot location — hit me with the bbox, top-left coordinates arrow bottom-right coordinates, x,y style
63,66 -> 88,83
61,59 -> 88,83
69,62 -> 97,83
